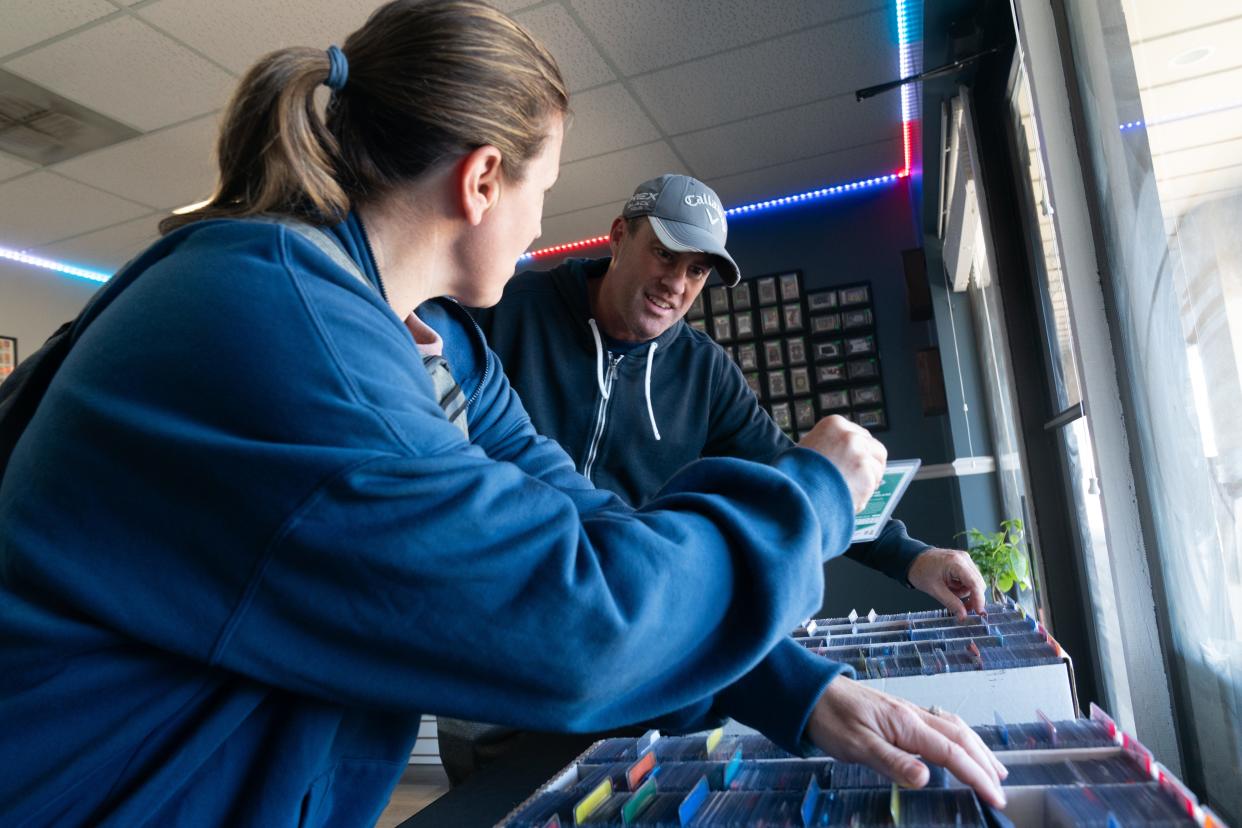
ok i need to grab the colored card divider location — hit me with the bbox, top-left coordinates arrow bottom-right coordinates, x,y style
573,778 -> 612,825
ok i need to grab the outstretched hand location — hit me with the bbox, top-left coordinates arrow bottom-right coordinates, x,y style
804,676 -> 1008,808
907,547 -> 988,619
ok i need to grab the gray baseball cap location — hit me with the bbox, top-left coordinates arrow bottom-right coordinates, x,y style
621,174 -> 741,287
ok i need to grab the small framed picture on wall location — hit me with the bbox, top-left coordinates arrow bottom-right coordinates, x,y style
782,304 -> 803,332
807,290 -> 838,311
779,273 -> 801,301
810,313 -> 841,335
816,362 -> 846,384
794,397 -> 816,429
813,340 -> 844,361
839,284 -> 871,306
790,366 -> 811,396
744,371 -> 762,396
688,294 -> 705,319
767,369 -> 788,398
737,342 -> 759,371
845,335 -> 875,356
819,389 -> 851,411
856,409 -> 887,429
689,318 -> 708,334
847,357 -> 879,379
763,340 -> 784,368
851,385 -> 883,406
734,311 -> 755,338
760,306 -> 782,335
842,308 -> 874,330
712,313 -> 733,342
0,336 -> 16,381
786,337 -> 807,365
757,277 -> 779,306
770,401 -> 793,431
732,281 -> 753,311
708,285 -> 730,314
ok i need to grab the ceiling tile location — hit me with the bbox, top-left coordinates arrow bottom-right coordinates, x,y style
1125,1 -> 1238,45
1153,136 -> 1242,180
536,202 -> 620,253
706,139 -> 902,208
514,4 -> 614,92
489,0 -> 546,11
1145,106 -> 1242,156
0,172 -> 149,249
34,212 -> 162,273
137,0 -> 371,75
1138,66 -> 1242,127
545,141 -> 685,216
1153,165 -> 1242,204
51,114 -> 219,210
0,0 -> 115,59
6,17 -> 235,132
570,0 -> 884,76
628,13 -> 896,135
0,152 -> 36,184
561,83 -> 661,163
673,96 -> 899,181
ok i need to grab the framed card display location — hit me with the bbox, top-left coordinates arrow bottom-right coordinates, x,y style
708,285 -> 730,314
813,340 -> 844,361
839,284 -> 871,306
689,318 -> 708,334
810,313 -> 841,335
737,342 -> 758,371
782,304 -> 803,332
848,357 -> 879,379
851,384 -> 883,406
807,290 -> 838,311
756,276 -> 778,306
0,336 -> 15,381
760,306 -> 782,335
786,337 -> 807,365
855,409 -> 887,429
816,362 -> 846,384
819,389 -> 850,411
734,311 -> 755,338
842,308 -> 874,329
793,397 -> 816,429
790,366 -> 811,396
779,273 -> 800,301
763,340 -> 784,368
770,401 -> 793,431
844,334 -> 875,356
712,313 -> 733,342
744,372 -> 762,396
688,293 -> 705,320
732,281 -> 753,311
767,369 -> 788,398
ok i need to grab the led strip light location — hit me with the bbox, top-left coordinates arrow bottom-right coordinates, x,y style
7,1 -> 923,281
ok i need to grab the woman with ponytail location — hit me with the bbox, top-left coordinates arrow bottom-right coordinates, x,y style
0,1 -> 1005,824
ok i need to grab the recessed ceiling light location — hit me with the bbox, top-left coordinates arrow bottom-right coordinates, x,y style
1170,46 -> 1213,67
172,198 -> 211,215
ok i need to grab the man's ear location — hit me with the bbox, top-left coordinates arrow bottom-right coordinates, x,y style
608,216 -> 628,258
458,145 -> 504,226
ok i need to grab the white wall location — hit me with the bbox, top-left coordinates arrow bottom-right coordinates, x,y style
0,260 -> 101,364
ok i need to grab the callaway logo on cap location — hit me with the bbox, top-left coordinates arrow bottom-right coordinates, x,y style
622,174 -> 741,287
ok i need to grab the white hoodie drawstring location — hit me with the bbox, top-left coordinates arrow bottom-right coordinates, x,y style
588,318 -> 661,440
644,342 -> 661,441
587,318 -> 610,400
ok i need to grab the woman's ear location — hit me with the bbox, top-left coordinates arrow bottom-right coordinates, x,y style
457,145 -> 504,226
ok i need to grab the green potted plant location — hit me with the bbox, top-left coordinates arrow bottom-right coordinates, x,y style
963,518 -> 1031,602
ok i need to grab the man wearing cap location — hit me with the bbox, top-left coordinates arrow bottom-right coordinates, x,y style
444,175 -> 986,784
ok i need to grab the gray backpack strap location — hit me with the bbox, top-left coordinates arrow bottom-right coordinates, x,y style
248,216 -> 373,291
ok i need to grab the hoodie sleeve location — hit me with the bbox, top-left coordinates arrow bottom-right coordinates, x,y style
845,519 -> 931,584
199,234 -> 860,733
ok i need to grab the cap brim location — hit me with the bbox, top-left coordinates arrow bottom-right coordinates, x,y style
648,215 -> 741,287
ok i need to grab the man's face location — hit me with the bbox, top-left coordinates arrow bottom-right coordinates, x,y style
595,217 -> 716,342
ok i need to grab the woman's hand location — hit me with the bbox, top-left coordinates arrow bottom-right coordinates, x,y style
804,676 -> 1008,808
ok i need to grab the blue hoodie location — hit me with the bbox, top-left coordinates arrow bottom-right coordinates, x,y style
472,257 -> 930,577
0,215 -> 855,827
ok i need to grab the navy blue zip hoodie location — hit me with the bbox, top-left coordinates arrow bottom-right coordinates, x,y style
473,257 -> 930,579
0,216 -> 856,827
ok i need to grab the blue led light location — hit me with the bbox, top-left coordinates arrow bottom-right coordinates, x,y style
0,246 -> 111,283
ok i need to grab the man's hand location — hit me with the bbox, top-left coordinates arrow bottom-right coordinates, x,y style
907,548 -> 988,619
798,415 -> 886,512
805,676 -> 1008,808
